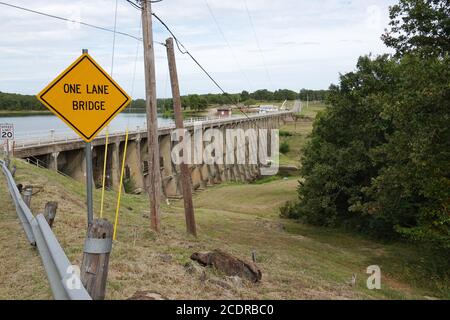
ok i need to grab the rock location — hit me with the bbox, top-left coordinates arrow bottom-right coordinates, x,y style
278,165 -> 299,177
133,188 -> 143,195
184,261 -> 203,275
191,249 -> 262,283
128,291 -> 168,300
142,211 -> 150,219
227,276 -> 243,288
158,253 -> 172,263
208,277 -> 232,290
346,273 -> 357,287
199,270 -> 208,282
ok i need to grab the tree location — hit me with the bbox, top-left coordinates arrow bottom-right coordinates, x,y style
251,89 -> 273,101
0,92 -> 45,111
363,54 -> 450,249
292,0 -> 450,253
243,99 -> 257,106
382,0 -> 450,58
273,89 -> 297,101
295,55 -> 394,229
240,90 -> 250,101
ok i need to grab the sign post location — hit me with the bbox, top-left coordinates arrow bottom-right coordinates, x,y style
37,50 -> 131,228
82,48 -> 94,227
0,123 -> 14,164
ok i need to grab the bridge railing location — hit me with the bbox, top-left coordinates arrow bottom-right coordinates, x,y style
13,111 -> 293,149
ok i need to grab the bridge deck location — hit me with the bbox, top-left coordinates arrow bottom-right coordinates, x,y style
13,111 -> 293,152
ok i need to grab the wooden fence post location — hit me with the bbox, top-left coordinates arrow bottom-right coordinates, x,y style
252,250 -> 257,263
44,201 -> 58,228
23,185 -> 33,208
80,218 -> 113,300
11,165 -> 16,177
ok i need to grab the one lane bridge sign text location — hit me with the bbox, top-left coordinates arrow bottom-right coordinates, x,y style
37,53 -> 131,142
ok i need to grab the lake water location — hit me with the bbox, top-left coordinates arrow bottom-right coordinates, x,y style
0,113 -> 174,139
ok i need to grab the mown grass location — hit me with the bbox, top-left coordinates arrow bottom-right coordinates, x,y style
0,169 -> 51,299
2,159 -> 447,300
278,102 -> 326,167
2,99 -> 446,300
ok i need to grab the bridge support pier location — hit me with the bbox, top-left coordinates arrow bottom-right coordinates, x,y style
126,139 -> 144,191
48,152 -> 59,171
110,142 -> 120,190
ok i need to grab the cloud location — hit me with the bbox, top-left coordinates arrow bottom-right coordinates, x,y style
0,0 -> 396,98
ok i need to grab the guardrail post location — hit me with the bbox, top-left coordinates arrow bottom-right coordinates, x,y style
44,201 -> 58,228
23,185 -> 33,208
11,164 -> 16,177
81,218 -> 113,300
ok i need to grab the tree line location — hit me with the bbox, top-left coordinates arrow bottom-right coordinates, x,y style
283,0 -> 449,258
0,89 -> 329,113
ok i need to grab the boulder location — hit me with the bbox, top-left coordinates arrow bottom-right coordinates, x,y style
128,291 -> 168,300
190,249 -> 262,283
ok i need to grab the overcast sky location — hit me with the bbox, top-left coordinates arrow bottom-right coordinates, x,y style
0,0 -> 396,99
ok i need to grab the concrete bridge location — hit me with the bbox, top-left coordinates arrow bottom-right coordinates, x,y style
13,111 -> 294,198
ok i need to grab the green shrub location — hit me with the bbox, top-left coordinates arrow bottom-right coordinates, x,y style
279,201 -> 299,219
279,130 -> 292,137
123,176 -> 136,194
279,141 -> 290,154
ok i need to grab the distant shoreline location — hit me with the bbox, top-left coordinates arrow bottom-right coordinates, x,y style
0,109 -> 208,118
0,110 -> 53,117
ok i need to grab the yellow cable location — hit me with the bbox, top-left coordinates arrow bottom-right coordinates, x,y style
99,128 -> 109,219
113,128 -> 129,240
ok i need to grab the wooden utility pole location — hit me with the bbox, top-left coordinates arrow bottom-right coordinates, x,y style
165,37 -> 197,237
141,0 -> 162,231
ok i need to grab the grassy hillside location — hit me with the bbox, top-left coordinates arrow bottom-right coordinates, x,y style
279,102 -> 327,167
1,100 -> 446,300
1,159 -> 446,299
0,169 -> 51,299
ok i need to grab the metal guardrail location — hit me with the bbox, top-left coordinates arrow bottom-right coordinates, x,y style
1,159 -> 35,245
0,159 -> 91,300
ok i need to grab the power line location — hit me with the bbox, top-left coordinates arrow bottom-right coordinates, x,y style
204,0 -> 253,91
0,1 -> 168,47
151,13 -> 258,123
127,0 -> 251,105
130,17 -> 143,100
1,0 -> 259,123
0,1 -> 143,41
110,0 -> 119,76
243,0 -> 274,89
126,0 -> 163,10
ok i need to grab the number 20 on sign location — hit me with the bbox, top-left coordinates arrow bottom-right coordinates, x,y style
0,123 -> 14,140
37,53 -> 131,142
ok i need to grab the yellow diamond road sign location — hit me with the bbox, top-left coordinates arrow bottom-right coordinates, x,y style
37,53 -> 131,142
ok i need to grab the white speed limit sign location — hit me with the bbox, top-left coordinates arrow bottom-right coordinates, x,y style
0,123 -> 14,140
